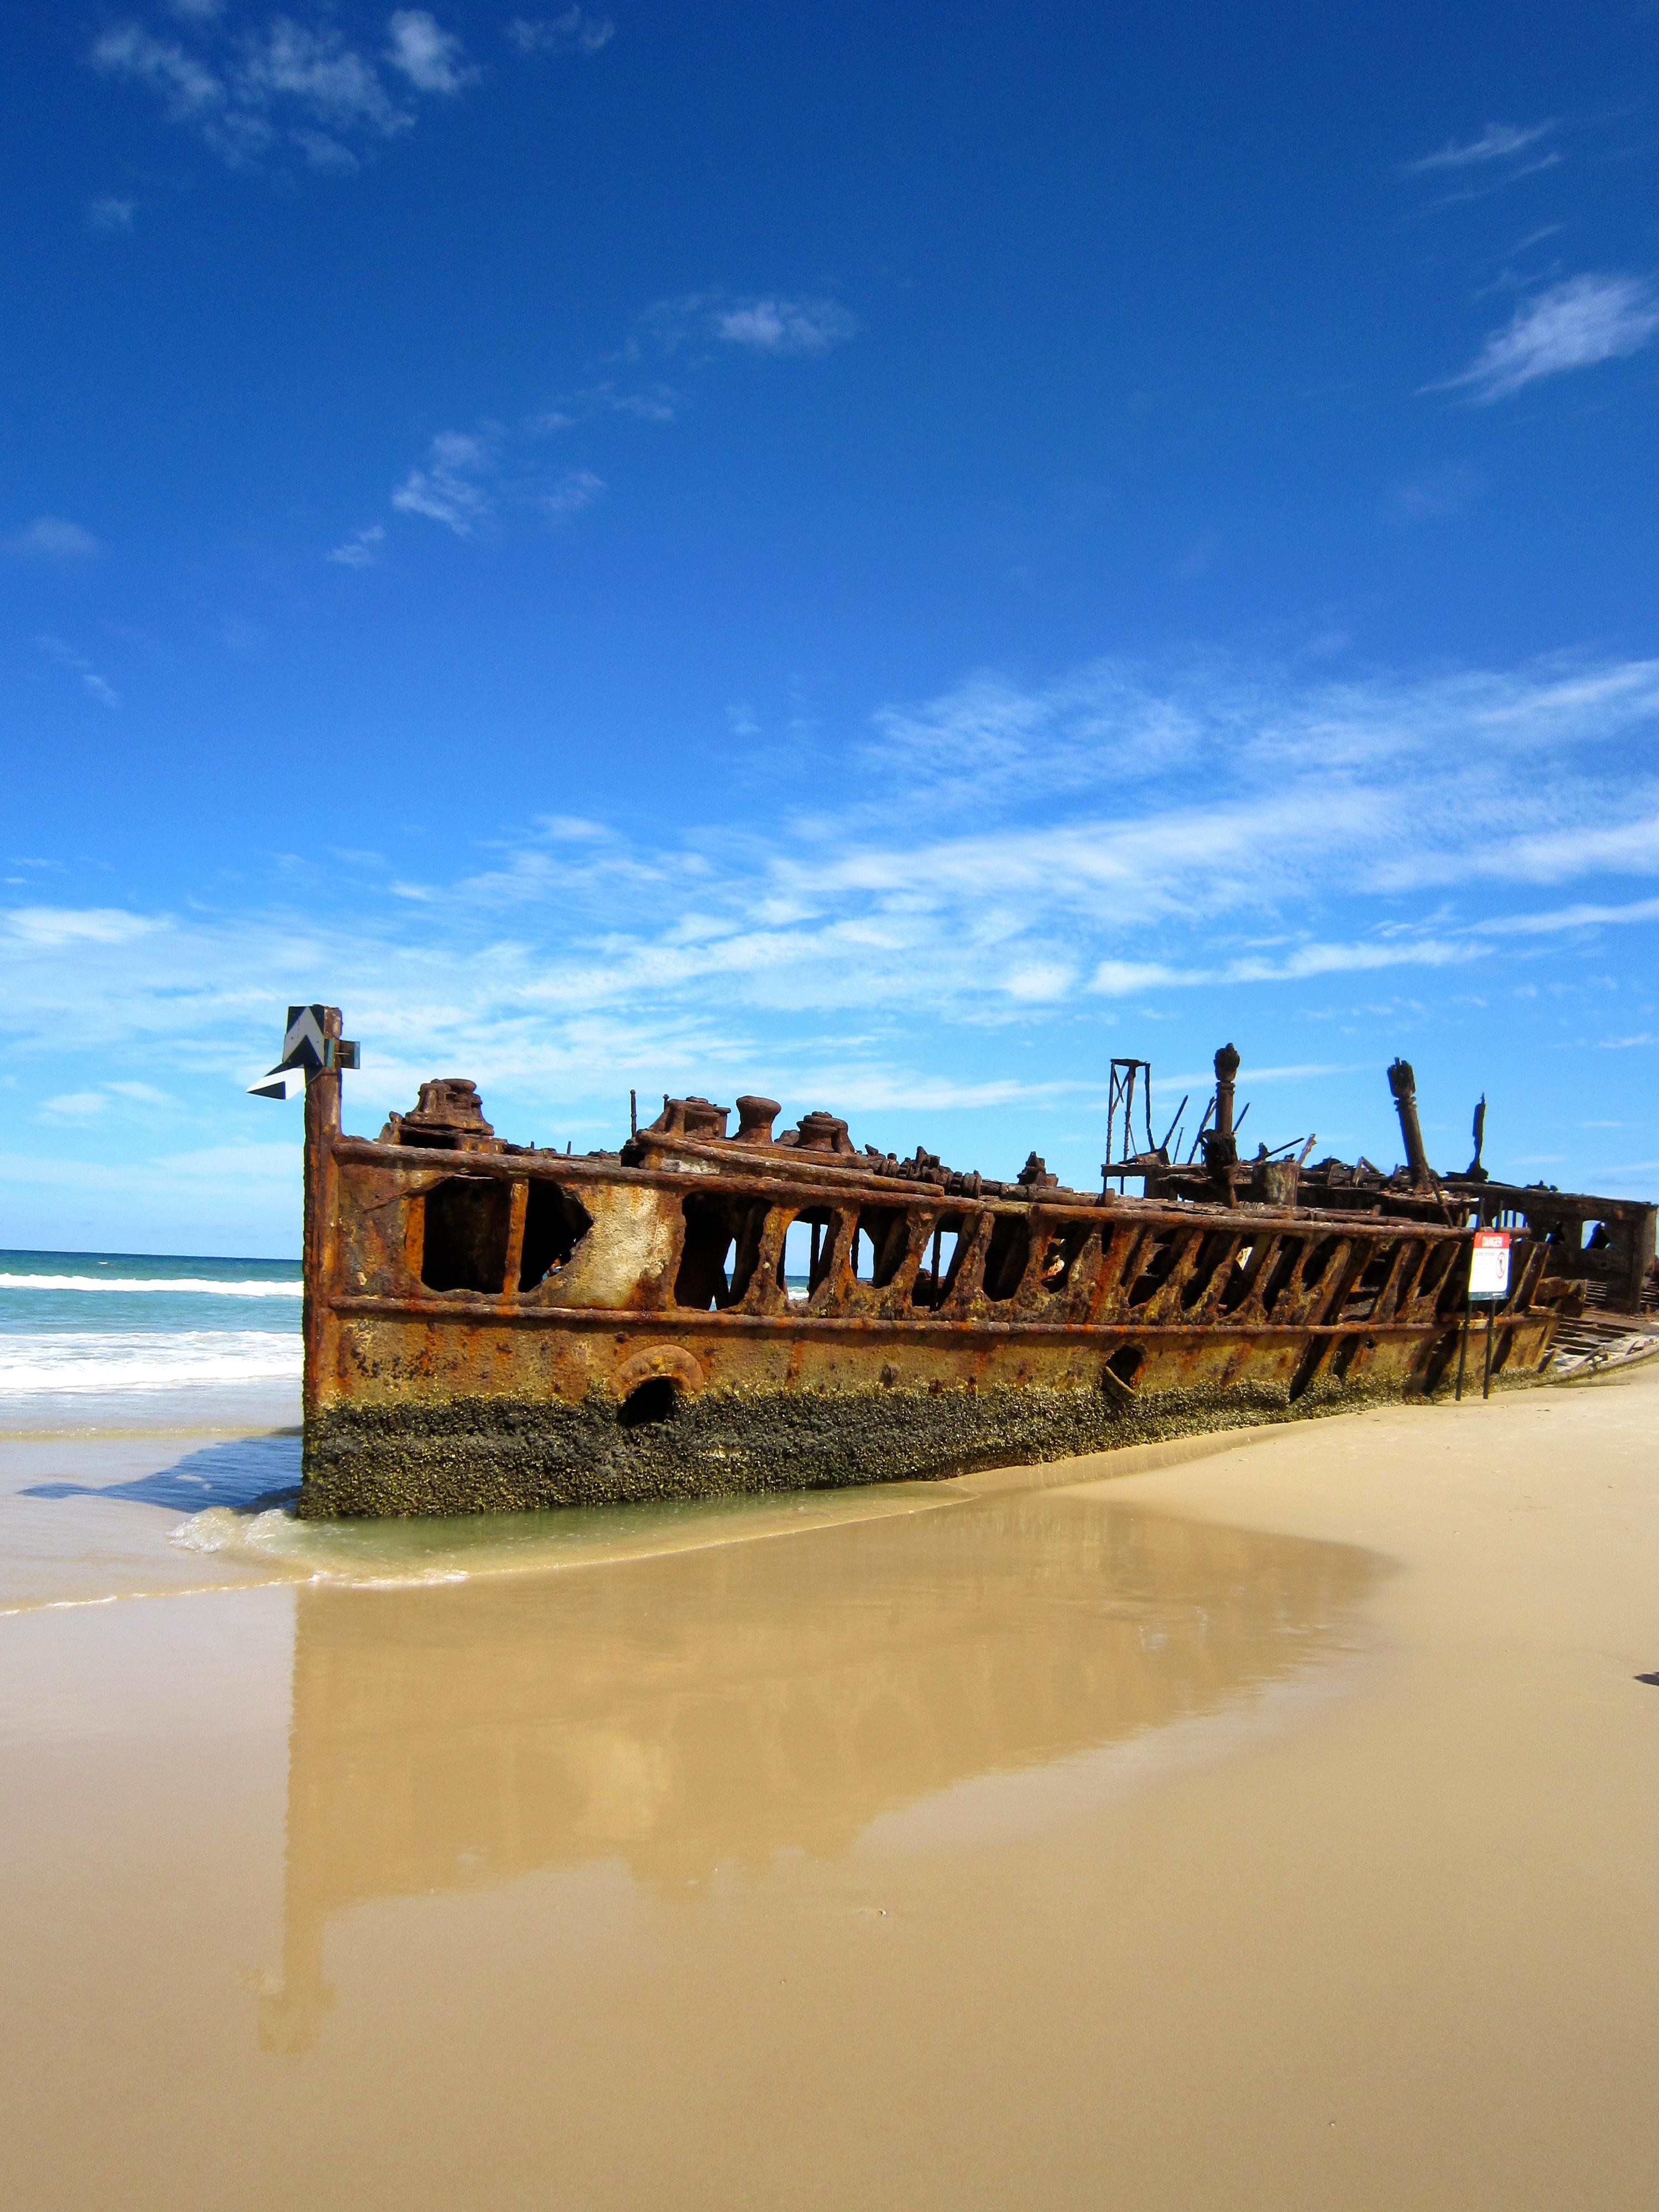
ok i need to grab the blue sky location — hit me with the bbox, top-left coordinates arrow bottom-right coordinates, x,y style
6,2 -> 1659,1255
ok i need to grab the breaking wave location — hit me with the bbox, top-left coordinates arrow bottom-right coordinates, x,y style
0,1331 -> 304,1394
170,1506 -> 468,1587
0,1275 -> 300,1298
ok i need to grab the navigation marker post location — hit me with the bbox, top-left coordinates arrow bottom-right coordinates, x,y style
248,1005 -> 360,1099
247,1006 -> 359,1437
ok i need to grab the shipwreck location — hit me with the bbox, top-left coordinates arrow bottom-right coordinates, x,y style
264,1007 -> 1658,1518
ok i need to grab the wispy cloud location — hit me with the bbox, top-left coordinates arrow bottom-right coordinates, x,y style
8,651 -> 1659,1130
387,432 -> 604,540
91,7 -> 486,170
1404,121 -> 1557,174
1383,465 -> 1481,526
1090,939 -> 1481,998
384,9 -> 478,95
40,1092 -> 109,1121
6,518 -> 102,564
326,521 -> 386,568
505,9 -> 614,56
646,291 -> 859,358
36,636 -> 122,710
536,468 -> 606,523
1472,894 -> 1659,936
359,284 -> 849,554
1427,273 -> 1659,402
533,381 -> 680,430
4,906 -> 159,948
86,196 -> 136,233
391,430 -> 497,536
713,298 -> 858,355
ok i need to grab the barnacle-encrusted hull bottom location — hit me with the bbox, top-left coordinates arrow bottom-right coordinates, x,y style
299,1363 -> 1487,1520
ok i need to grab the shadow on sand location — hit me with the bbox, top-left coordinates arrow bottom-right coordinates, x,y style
23,1432 -> 301,1516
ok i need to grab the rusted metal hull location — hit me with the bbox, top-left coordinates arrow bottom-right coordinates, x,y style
298,1047 -> 1561,1519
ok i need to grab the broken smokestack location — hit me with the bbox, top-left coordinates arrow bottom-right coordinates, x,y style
1387,1057 -> 1435,1191
1202,1041 -> 1241,1176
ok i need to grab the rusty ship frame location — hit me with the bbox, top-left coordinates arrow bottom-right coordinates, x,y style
284,1008 -> 1657,1518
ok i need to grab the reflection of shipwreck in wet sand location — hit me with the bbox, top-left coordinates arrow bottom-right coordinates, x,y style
264,1007 -> 1656,1517
260,1493 -> 1384,2052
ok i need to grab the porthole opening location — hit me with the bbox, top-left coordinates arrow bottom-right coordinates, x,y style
619,1376 -> 680,1428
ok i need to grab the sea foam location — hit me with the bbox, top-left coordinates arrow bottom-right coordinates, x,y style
0,1330 -> 303,1394
0,1275 -> 300,1298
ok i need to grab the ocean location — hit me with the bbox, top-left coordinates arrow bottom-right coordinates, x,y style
0,1246 -> 304,1409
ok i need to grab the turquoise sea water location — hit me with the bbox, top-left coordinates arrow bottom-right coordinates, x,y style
0,1247 -> 302,1399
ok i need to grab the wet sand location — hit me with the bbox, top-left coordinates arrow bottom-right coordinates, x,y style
3,1368 -> 1658,2209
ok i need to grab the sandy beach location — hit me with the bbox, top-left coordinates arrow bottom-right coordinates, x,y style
3,1365 -> 1657,2210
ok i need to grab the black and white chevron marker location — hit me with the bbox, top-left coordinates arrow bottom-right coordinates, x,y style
279,1003 -> 330,1072
247,1068 -> 303,1102
248,1005 -> 359,1099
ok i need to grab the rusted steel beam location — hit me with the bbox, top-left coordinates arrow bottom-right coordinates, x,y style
323,1293 -> 1540,1341
1385,1059 -> 1439,1194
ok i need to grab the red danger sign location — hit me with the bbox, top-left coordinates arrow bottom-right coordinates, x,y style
1469,1229 -> 1511,1302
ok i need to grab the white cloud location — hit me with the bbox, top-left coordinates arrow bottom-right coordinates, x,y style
327,521 -> 386,568
87,196 -> 137,233
1383,465 -> 1481,526
6,518 -> 102,564
1429,274 -> 1659,403
391,430 -> 495,536
1088,939 -> 1480,998
1003,962 -> 1077,1003
40,1092 -> 109,1120
3,906 -> 160,948
238,18 -> 406,132
90,8 -> 489,169
7,650 -> 1658,1131
1473,895 -> 1659,937
531,381 -> 680,429
36,634 -> 123,710
1404,121 -> 1556,174
373,289 -> 846,551
644,291 -> 859,359
505,9 -> 614,56
713,298 -> 858,355
91,23 -> 222,117
536,468 -> 605,523
385,11 -> 478,95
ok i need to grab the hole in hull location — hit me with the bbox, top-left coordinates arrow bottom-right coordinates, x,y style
911,1225 -> 961,1310
518,1182 -> 592,1290
983,1215 -> 1032,1302
1105,1344 -> 1144,1390
853,1208 -> 911,1289
676,1196 -> 739,1310
420,1177 -> 510,1294
619,1376 -> 680,1428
